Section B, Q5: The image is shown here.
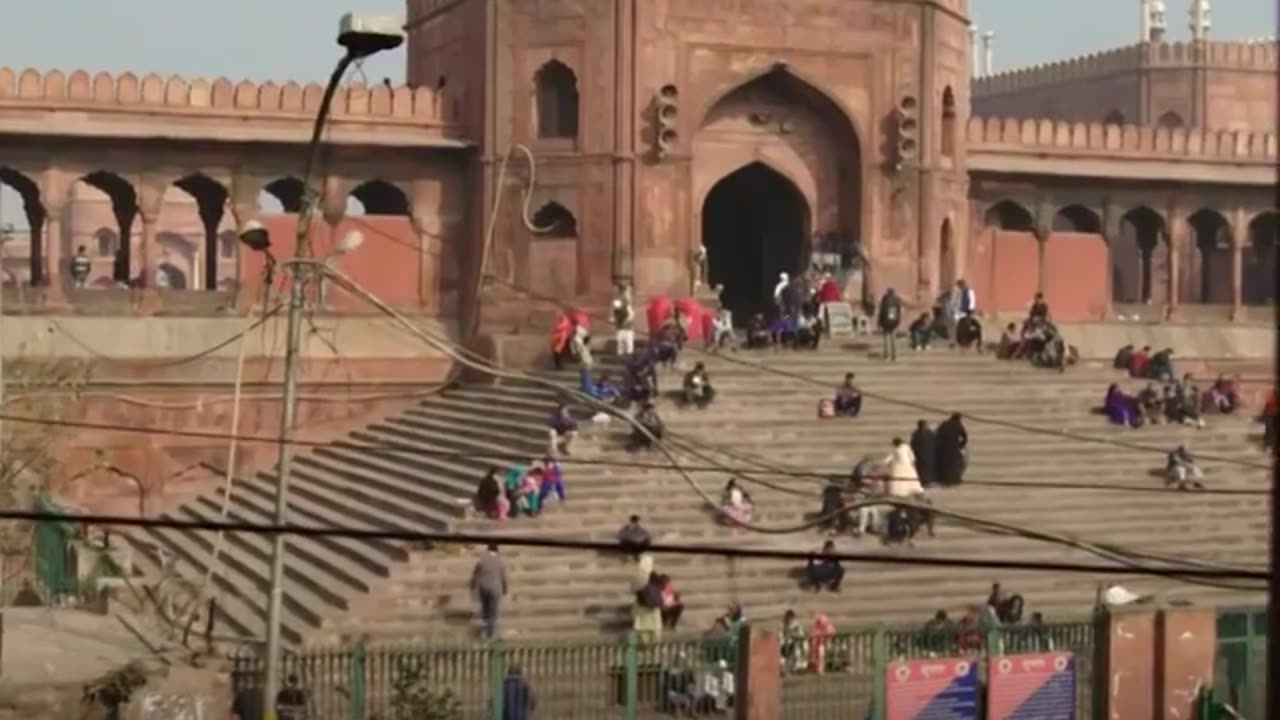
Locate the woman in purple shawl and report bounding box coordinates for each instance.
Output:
[1103,384,1141,427]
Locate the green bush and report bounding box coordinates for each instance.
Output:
[386,659,463,720]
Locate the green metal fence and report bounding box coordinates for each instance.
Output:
[231,618,1095,719]
[1215,607,1267,719]
[32,496,77,602]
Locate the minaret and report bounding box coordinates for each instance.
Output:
[1149,1,1167,42]
[1140,0,1152,43]
[1189,0,1211,42]
[982,31,995,76]
[969,25,981,76]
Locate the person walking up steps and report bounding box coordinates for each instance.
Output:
[471,544,507,640]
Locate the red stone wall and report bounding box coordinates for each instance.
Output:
[974,72,1142,125]
[1206,68,1277,130]
[405,0,488,142]
[1043,231,1109,321]
[968,228,1038,315]
[245,214,441,312]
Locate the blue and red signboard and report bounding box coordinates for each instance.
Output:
[986,652,1077,720]
[886,657,979,720]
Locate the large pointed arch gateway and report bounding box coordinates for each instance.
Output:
[694,67,863,319]
[702,162,810,322]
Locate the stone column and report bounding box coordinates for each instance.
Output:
[1101,199,1122,319]
[412,177,446,314]
[1229,215,1246,321]
[230,199,257,311]
[138,212,159,288]
[1165,203,1185,319]
[1033,197,1055,294]
[411,212,438,314]
[136,178,167,293]
[42,203,67,306]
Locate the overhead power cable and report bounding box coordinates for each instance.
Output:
[483,275,1272,473]
[2,411,1266,497]
[5,509,1268,583]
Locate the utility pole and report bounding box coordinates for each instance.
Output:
[260,271,303,710]
[256,16,404,719]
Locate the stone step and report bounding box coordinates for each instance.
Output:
[126,345,1265,648]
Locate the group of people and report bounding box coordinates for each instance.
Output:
[472,458,568,521]
[781,610,840,675]
[994,294,1077,370]
[812,414,969,545]
[875,280,984,360]
[620,516,687,640]
[916,582,1053,655]
[1102,372,1222,430]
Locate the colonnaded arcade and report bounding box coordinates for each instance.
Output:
[0,0,1274,329]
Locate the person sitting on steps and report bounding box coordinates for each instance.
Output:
[1165,445,1205,490]
[997,323,1021,360]
[795,308,823,350]
[473,467,510,520]
[628,402,665,452]
[617,514,652,555]
[955,311,983,353]
[803,539,845,592]
[547,404,579,457]
[833,372,863,417]
[745,313,772,349]
[908,311,933,351]
[1146,347,1175,382]
[718,478,754,526]
[1204,374,1241,415]
[682,362,716,408]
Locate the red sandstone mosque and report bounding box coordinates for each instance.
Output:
[0,0,1273,328]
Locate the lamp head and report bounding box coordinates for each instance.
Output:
[238,220,271,252]
[338,13,405,59]
[334,230,365,255]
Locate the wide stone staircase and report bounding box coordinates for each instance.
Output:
[316,344,1270,644]
[125,339,1270,648]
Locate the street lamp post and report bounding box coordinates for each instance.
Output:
[247,14,403,719]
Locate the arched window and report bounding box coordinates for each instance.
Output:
[1103,110,1125,125]
[940,86,957,158]
[534,61,580,139]
[94,228,118,257]
[1157,111,1185,129]
[531,202,578,238]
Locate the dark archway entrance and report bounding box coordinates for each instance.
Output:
[702,162,809,323]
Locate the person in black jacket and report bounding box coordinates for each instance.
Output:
[910,420,938,487]
[935,413,969,486]
[877,288,903,362]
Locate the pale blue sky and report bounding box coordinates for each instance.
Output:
[0,0,1275,227]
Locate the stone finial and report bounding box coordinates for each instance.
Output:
[1189,0,1210,42]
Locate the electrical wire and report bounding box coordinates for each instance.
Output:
[4,509,1267,583]
[314,265,1270,584]
[38,305,282,370]
[0,410,1265,497]
[484,276,1273,472]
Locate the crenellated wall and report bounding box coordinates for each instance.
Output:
[0,66,462,129]
[973,45,1145,97]
[973,40,1278,98]
[965,115,1277,162]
